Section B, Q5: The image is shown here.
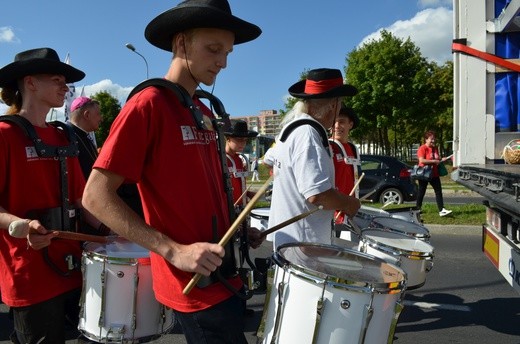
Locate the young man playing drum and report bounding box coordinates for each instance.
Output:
[82,0,262,343]
[267,68,361,249]
[329,105,361,224]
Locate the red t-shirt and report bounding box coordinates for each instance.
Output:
[417,144,439,177]
[227,153,246,205]
[0,122,85,307]
[331,141,356,223]
[94,86,241,312]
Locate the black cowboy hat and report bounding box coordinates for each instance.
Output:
[288,68,358,99]
[145,0,262,52]
[338,105,360,130]
[0,48,85,89]
[224,120,258,138]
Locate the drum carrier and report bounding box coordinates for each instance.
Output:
[0,114,81,275]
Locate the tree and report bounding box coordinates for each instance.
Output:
[345,30,439,157]
[91,91,121,147]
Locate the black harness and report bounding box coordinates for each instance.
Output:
[0,114,81,276]
[279,118,331,157]
[0,115,79,231]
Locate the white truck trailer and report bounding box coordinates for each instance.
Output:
[453,0,520,293]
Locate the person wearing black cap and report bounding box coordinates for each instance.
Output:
[225,120,258,208]
[82,1,261,343]
[329,105,361,224]
[0,48,100,343]
[267,68,361,249]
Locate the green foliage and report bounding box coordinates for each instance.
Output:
[280,31,454,160]
[90,91,121,147]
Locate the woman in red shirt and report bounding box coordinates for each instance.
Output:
[416,130,452,216]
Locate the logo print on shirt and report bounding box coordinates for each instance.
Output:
[181,126,196,141]
[180,125,216,145]
[25,146,38,159]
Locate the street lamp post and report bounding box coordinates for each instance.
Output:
[125,43,149,79]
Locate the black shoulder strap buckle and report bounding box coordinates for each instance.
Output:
[127,78,206,130]
[0,115,78,157]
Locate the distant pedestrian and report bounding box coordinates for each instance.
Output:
[416,130,452,217]
[251,158,260,182]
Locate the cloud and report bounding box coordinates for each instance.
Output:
[0,27,18,43]
[360,7,453,64]
[78,79,133,104]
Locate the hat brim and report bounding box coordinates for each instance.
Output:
[145,5,262,51]
[224,131,258,138]
[0,59,85,88]
[288,80,358,99]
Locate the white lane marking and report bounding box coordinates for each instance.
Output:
[403,300,471,312]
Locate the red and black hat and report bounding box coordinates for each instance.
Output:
[288,68,357,99]
[145,0,262,52]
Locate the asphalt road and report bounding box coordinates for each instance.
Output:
[1,224,519,344]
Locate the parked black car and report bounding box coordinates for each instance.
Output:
[359,154,417,204]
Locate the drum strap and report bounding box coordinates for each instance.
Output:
[279,119,331,157]
[1,115,81,277]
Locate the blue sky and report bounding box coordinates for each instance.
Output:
[0,0,453,118]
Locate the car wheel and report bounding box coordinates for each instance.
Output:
[379,188,404,205]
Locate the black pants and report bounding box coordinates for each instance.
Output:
[10,288,80,344]
[416,177,445,211]
[174,294,247,344]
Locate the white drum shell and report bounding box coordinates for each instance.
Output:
[359,229,434,289]
[79,240,174,342]
[260,244,405,344]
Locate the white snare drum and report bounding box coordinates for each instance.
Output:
[250,207,270,231]
[353,205,391,229]
[359,229,434,290]
[79,238,174,343]
[258,243,406,344]
[370,216,431,241]
[385,206,422,224]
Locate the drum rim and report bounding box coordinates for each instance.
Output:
[274,242,406,292]
[360,228,434,258]
[370,216,431,238]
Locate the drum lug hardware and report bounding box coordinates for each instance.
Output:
[340,299,351,310]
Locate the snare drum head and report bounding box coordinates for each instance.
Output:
[276,243,405,286]
[361,229,433,254]
[85,237,149,258]
[250,207,270,219]
[371,216,430,237]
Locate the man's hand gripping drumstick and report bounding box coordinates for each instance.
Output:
[334,172,365,221]
[183,176,273,295]
[9,219,108,248]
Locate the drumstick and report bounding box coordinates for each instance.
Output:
[8,219,108,243]
[335,172,365,221]
[183,175,274,295]
[233,184,252,206]
[258,205,323,239]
